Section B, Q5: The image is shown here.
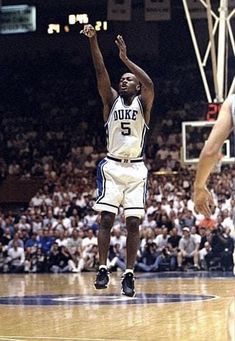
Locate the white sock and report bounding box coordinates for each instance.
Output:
[99,265,107,270]
[124,269,134,275]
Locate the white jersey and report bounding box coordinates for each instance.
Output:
[105,96,149,159]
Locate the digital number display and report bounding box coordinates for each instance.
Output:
[206,103,222,121]
[47,13,108,35]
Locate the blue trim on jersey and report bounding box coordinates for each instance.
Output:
[106,125,109,150]
[96,159,107,200]
[139,125,147,157]
[136,97,149,129]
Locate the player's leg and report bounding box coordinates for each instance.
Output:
[93,159,122,289]
[94,211,115,289]
[98,211,116,265]
[126,216,141,270]
[121,163,147,297]
[120,216,140,297]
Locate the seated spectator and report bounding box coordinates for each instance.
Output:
[81,228,97,258]
[198,226,211,250]
[55,231,69,247]
[139,227,155,252]
[191,226,201,245]
[180,209,195,229]
[25,231,40,252]
[0,227,12,251]
[110,226,126,251]
[67,228,82,254]
[39,228,54,254]
[56,246,72,273]
[52,214,67,232]
[47,242,60,272]
[177,227,200,270]
[25,246,46,273]
[68,249,85,273]
[109,243,126,272]
[0,243,7,273]
[16,215,31,232]
[153,226,170,250]
[135,242,158,272]
[199,241,212,270]
[84,244,99,271]
[7,240,25,273]
[84,210,98,229]
[84,155,96,169]
[168,227,181,250]
[7,232,24,250]
[141,213,157,229]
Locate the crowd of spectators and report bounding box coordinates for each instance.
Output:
[0,51,235,274]
[0,165,235,273]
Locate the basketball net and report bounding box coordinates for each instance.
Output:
[182,0,235,103]
[212,152,223,173]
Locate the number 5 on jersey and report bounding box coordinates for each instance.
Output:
[121,122,131,135]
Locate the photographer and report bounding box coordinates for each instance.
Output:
[205,227,234,271]
[135,242,158,272]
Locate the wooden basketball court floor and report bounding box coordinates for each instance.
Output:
[0,272,234,341]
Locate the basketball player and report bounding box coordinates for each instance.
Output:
[194,95,235,217]
[82,24,154,296]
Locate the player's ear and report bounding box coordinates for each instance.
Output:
[136,84,141,92]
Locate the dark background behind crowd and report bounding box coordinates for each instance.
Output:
[0,0,234,274]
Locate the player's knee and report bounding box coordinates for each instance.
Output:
[100,211,115,230]
[126,216,140,233]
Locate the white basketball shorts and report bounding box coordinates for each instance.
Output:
[93,157,148,218]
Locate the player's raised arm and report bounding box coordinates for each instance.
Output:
[115,35,154,124]
[82,24,118,121]
[193,96,233,217]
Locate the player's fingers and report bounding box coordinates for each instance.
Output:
[117,35,124,44]
[115,40,123,50]
[196,201,211,217]
[208,193,214,205]
[86,24,93,30]
[202,203,211,218]
[194,203,203,215]
[82,24,89,32]
[115,40,120,47]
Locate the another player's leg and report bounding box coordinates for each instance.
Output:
[94,211,115,289]
[121,216,140,297]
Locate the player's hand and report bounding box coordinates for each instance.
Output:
[115,35,128,61]
[80,24,96,38]
[193,186,214,217]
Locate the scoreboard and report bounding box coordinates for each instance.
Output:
[0,5,36,34]
[0,4,109,35]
